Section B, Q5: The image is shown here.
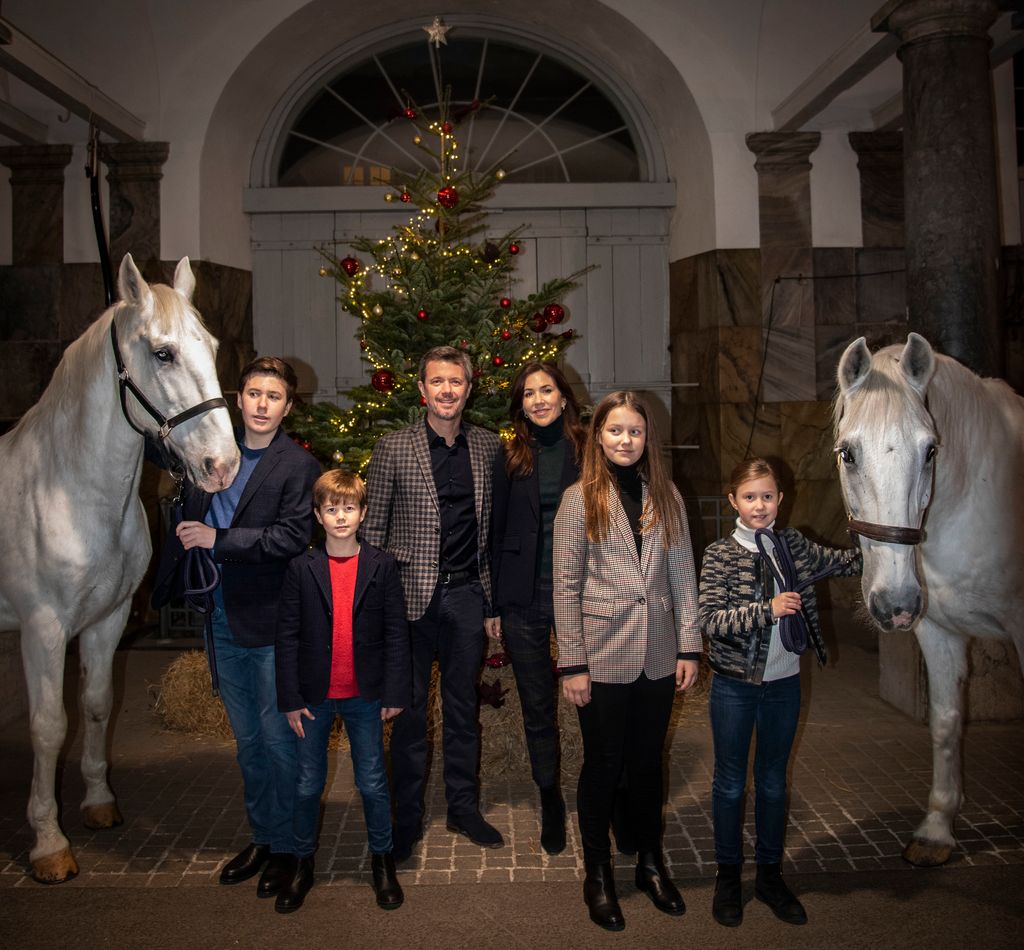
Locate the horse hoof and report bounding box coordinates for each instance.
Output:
[82,802,124,830]
[32,848,79,884]
[902,837,952,867]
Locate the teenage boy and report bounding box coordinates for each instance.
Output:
[273,470,411,914]
[152,356,321,899]
[362,345,503,862]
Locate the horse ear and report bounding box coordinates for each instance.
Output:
[173,257,196,303]
[117,254,154,315]
[899,332,936,396]
[837,336,872,396]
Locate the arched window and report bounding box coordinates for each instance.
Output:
[274,36,642,187]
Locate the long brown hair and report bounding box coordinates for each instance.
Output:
[580,391,683,545]
[503,361,585,478]
[726,457,782,497]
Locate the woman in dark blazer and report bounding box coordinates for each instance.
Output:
[490,361,585,854]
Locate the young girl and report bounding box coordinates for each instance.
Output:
[554,391,701,932]
[699,458,861,928]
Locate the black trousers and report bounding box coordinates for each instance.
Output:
[576,671,676,865]
[390,579,486,829]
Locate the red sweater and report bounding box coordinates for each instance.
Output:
[327,553,359,698]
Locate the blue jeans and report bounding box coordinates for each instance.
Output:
[211,605,297,853]
[709,672,801,865]
[500,576,559,789]
[293,696,393,857]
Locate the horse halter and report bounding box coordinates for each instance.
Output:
[845,518,924,546]
[110,318,228,441]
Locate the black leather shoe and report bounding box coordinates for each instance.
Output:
[634,851,685,916]
[219,843,270,885]
[446,811,504,848]
[257,853,298,899]
[583,862,625,931]
[392,822,424,863]
[712,863,743,927]
[274,856,314,914]
[539,786,566,855]
[371,852,404,910]
[755,863,807,925]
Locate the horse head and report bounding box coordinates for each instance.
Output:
[114,254,239,492]
[834,333,938,631]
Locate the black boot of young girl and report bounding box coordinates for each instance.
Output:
[754,863,807,925]
[712,862,743,927]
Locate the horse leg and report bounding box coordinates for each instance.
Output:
[904,620,967,867]
[20,614,78,884]
[77,607,129,830]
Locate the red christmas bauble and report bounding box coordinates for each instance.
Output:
[508,242,520,255]
[400,191,411,203]
[437,185,459,209]
[500,329,512,341]
[499,297,511,309]
[371,369,395,393]
[543,303,565,325]
[420,396,427,406]
[459,339,470,350]
[530,312,548,333]
[340,256,361,277]
[301,440,312,450]
[417,309,429,321]
[492,356,504,367]
[403,107,417,119]
[441,121,453,133]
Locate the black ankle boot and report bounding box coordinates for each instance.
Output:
[539,786,566,855]
[274,856,314,914]
[712,863,743,927]
[583,862,625,931]
[371,853,404,910]
[755,863,807,925]
[634,851,685,915]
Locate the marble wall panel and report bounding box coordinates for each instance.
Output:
[0,340,62,420]
[779,400,836,482]
[0,265,60,341]
[856,248,906,326]
[756,167,813,247]
[787,475,849,547]
[672,400,721,497]
[59,265,108,344]
[709,249,761,327]
[718,326,762,404]
[718,401,782,483]
[762,325,817,402]
[816,324,857,401]
[761,247,815,329]
[669,255,698,335]
[813,248,857,325]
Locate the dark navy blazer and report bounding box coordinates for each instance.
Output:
[274,542,411,711]
[151,426,321,647]
[490,441,579,610]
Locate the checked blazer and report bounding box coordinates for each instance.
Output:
[362,418,501,620]
[553,480,701,683]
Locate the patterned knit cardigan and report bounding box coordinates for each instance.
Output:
[698,527,862,684]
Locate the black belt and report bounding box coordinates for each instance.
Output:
[438,570,476,587]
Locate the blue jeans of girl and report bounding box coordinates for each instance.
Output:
[709,671,800,865]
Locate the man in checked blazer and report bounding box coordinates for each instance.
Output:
[362,345,503,861]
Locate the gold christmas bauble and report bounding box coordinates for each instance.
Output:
[495,168,506,180]
[332,450,344,463]
[384,193,394,203]
[373,303,384,317]
[319,266,328,276]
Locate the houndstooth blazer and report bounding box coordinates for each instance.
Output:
[553,480,701,683]
[362,418,500,621]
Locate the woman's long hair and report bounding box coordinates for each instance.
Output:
[580,390,683,545]
[504,361,586,478]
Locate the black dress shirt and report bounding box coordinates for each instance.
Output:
[427,421,478,575]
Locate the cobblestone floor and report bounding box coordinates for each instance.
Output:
[1,616,1022,889]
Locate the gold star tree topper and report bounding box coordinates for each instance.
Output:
[423,16,450,48]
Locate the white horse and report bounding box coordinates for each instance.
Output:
[834,332,1024,866]
[0,254,239,883]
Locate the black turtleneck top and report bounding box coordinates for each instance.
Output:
[528,415,568,579]
[609,460,643,557]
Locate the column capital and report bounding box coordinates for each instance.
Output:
[872,0,999,45]
[100,141,170,183]
[746,132,821,172]
[0,144,73,183]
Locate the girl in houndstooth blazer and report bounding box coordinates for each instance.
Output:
[553,391,701,932]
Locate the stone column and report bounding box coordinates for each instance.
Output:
[746,132,821,402]
[849,131,904,247]
[873,0,1001,375]
[0,145,73,264]
[100,142,170,270]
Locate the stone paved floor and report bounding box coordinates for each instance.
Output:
[1,614,1022,889]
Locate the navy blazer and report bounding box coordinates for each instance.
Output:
[151,426,321,647]
[490,439,579,609]
[275,542,411,711]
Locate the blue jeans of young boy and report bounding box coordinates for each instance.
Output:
[293,695,393,857]
[709,672,801,866]
[211,604,297,854]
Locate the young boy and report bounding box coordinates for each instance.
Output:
[274,470,411,914]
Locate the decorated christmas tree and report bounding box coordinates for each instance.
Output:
[289,80,588,471]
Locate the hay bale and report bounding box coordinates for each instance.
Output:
[152,650,232,738]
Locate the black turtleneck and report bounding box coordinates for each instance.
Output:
[528,415,568,578]
[610,460,643,557]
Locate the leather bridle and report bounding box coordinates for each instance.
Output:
[845,518,924,545]
[110,318,228,441]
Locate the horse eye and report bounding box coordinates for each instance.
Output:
[153,348,174,364]
[838,446,856,466]
[925,444,937,463]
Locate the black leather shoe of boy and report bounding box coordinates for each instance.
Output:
[219,843,270,885]
[257,853,298,898]
[446,811,504,848]
[275,857,314,914]
[634,851,686,916]
[371,853,404,910]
